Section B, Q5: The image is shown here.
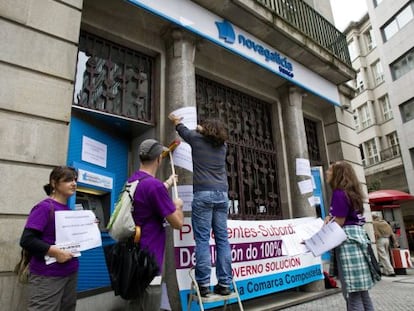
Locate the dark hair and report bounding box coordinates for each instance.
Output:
[198,119,228,147]
[43,166,78,195]
[329,161,364,214]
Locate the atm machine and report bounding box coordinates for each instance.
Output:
[68,162,117,292]
[75,190,110,232]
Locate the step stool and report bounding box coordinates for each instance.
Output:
[187,267,244,311]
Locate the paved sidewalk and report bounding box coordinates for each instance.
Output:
[239,269,414,311]
[280,269,414,311]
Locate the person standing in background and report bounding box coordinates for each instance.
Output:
[127,138,184,311]
[372,214,399,277]
[168,113,233,297]
[325,161,379,311]
[20,166,79,311]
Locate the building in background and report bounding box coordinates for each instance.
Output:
[1,0,359,309]
[344,0,414,250]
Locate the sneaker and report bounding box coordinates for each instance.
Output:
[198,286,211,297]
[213,284,232,295]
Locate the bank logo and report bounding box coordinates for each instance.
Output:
[215,19,294,78]
[215,20,235,44]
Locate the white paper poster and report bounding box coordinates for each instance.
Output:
[308,196,316,207]
[55,210,102,251]
[283,217,324,256]
[298,179,313,194]
[296,158,311,176]
[304,220,347,256]
[177,185,194,211]
[171,106,197,130]
[81,136,107,168]
[172,142,193,172]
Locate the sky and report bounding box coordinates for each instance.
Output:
[330,0,368,31]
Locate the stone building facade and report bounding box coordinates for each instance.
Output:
[0,0,365,310]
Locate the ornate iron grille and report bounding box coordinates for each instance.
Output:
[73,32,154,123]
[304,117,321,164]
[196,76,282,220]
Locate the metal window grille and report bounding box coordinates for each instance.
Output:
[196,76,282,220]
[73,32,154,124]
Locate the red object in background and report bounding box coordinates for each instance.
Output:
[391,249,413,269]
[396,228,401,237]
[369,190,414,211]
[369,190,414,204]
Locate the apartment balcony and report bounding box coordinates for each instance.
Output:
[257,0,350,65]
[364,145,407,190]
[192,0,355,84]
[380,145,401,161]
[363,145,403,176]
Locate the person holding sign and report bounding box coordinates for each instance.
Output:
[127,139,184,310]
[325,161,378,311]
[19,166,79,311]
[169,113,233,297]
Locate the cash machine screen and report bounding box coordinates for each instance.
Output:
[75,192,109,231]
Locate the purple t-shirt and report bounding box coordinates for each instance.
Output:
[128,171,176,272]
[25,198,79,277]
[329,189,365,226]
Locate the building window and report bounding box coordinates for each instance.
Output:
[353,111,360,131]
[381,132,400,161]
[348,39,358,61]
[379,95,393,121]
[356,71,365,93]
[371,60,384,85]
[360,144,366,166]
[382,3,414,41]
[410,148,414,170]
[387,131,400,155]
[364,139,380,165]
[391,48,414,80]
[364,28,376,51]
[73,32,154,123]
[196,76,281,219]
[358,103,372,128]
[400,97,414,122]
[304,118,321,164]
[387,132,399,147]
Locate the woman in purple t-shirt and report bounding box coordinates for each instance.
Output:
[20,166,79,311]
[325,161,378,311]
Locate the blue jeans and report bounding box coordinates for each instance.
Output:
[192,191,232,287]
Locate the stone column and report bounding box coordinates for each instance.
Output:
[280,85,314,218]
[163,28,197,311]
[165,28,197,112]
[280,85,325,292]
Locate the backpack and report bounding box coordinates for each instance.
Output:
[14,249,31,284]
[107,180,140,241]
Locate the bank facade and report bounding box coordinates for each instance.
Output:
[1,0,364,310]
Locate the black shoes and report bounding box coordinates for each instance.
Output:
[198,284,232,297]
[213,284,232,295]
[199,286,211,297]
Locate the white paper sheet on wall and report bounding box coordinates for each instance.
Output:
[298,179,313,194]
[172,142,193,172]
[296,158,311,176]
[171,106,197,130]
